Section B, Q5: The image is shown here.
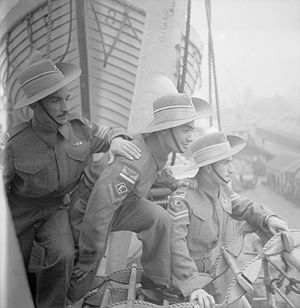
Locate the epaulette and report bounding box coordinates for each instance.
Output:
[68,112,83,121]
[171,188,188,200]
[4,122,29,143]
[68,112,93,128]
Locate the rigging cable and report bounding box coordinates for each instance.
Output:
[205,0,221,129]
[45,0,54,58]
[177,0,191,93]
[59,0,73,62]
[171,0,192,166]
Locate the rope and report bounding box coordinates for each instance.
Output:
[26,14,34,48]
[177,0,191,93]
[45,0,54,58]
[107,299,194,308]
[58,0,73,62]
[205,0,221,129]
[90,0,130,67]
[223,230,300,305]
[3,33,11,98]
[171,0,192,167]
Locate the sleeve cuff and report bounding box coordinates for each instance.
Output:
[173,272,213,297]
[263,214,280,231]
[107,128,131,143]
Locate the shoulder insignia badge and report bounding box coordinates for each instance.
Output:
[116,182,128,194]
[167,197,189,220]
[170,198,185,209]
[74,141,83,146]
[108,165,139,204]
[120,166,139,184]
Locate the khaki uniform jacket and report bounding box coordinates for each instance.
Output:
[75,133,168,266]
[3,114,125,201]
[167,174,275,297]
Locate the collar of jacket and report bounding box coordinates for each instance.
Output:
[196,171,220,201]
[145,133,168,170]
[183,186,213,221]
[31,117,70,147]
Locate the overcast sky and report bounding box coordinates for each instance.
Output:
[191,0,300,108]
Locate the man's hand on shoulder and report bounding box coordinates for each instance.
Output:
[190,288,215,308]
[108,137,141,164]
[267,215,289,235]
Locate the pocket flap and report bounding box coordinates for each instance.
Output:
[15,160,45,175]
[68,142,90,161]
[192,203,213,221]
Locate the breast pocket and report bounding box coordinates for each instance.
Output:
[189,205,213,239]
[15,160,56,195]
[67,141,91,178]
[68,142,91,162]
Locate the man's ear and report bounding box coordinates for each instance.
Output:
[29,102,37,110]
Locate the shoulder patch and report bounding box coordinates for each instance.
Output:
[120,165,139,184]
[167,192,189,220]
[68,113,94,128]
[108,162,140,204]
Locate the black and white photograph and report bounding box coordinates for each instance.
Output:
[0,1,300,307]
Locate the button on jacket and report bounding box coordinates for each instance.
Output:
[3,114,125,200]
[167,173,275,297]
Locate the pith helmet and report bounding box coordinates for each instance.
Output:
[140,93,211,134]
[185,131,246,171]
[14,49,81,109]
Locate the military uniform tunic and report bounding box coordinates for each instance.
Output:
[167,172,275,299]
[68,133,172,302]
[3,115,124,200]
[2,114,126,308]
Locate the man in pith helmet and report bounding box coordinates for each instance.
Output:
[67,93,212,302]
[2,49,141,308]
[167,131,289,307]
